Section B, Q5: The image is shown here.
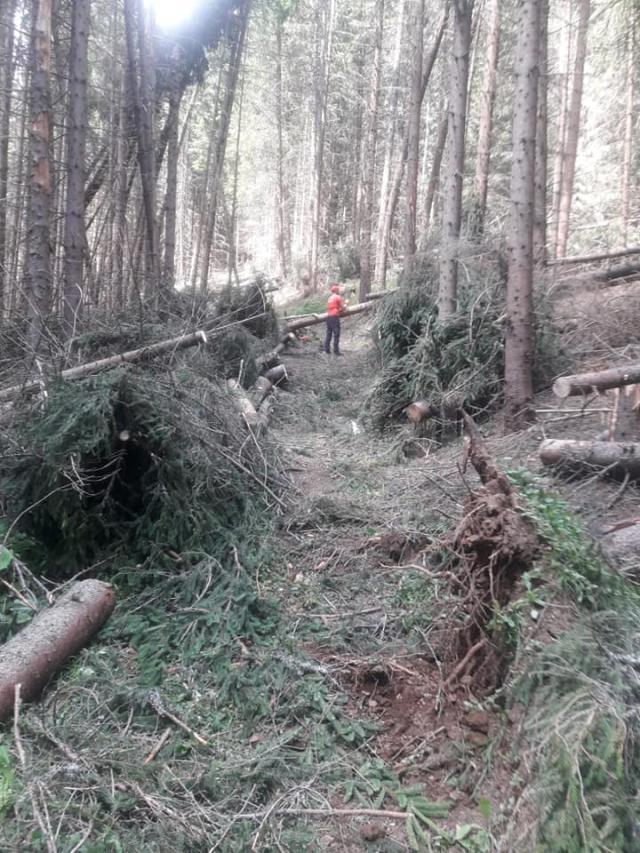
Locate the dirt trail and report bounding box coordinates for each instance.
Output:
[268,310,640,847]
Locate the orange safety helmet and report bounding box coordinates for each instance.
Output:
[330,284,340,293]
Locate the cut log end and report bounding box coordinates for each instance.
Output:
[0,580,116,721]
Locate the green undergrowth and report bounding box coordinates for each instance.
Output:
[504,473,640,851]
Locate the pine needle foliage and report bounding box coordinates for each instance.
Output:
[0,353,281,574]
[363,253,566,431]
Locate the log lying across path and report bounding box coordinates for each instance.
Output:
[548,245,640,267]
[284,299,377,334]
[540,439,640,479]
[0,330,208,404]
[0,580,116,721]
[553,363,640,398]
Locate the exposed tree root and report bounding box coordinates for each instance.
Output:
[443,413,539,695]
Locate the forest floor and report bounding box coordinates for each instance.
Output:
[3,278,640,852]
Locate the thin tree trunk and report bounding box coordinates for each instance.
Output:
[404,0,425,266]
[438,0,472,321]
[377,10,447,287]
[275,21,291,280]
[310,0,336,290]
[373,0,406,287]
[533,0,548,265]
[504,0,540,431]
[27,0,53,354]
[113,74,129,309]
[551,2,572,256]
[555,0,590,259]
[124,0,160,300]
[359,0,384,300]
[0,0,16,318]
[163,56,183,287]
[468,0,500,237]
[621,25,634,244]
[424,112,448,228]
[62,0,89,339]
[200,1,250,293]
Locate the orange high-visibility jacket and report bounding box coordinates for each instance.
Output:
[327,294,345,317]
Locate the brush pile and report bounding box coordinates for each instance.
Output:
[363,252,566,432]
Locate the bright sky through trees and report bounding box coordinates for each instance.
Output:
[146,0,200,29]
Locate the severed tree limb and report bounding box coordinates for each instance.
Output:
[553,363,640,398]
[540,439,640,479]
[0,580,116,721]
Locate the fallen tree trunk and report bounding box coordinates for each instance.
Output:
[284,300,376,334]
[257,333,296,372]
[0,580,116,721]
[548,245,640,267]
[539,439,640,479]
[0,331,208,404]
[553,363,640,398]
[595,262,640,283]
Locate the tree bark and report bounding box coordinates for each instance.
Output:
[551,1,572,258]
[376,12,447,288]
[27,0,53,354]
[124,0,160,300]
[504,0,540,431]
[309,0,336,290]
[620,25,634,245]
[403,0,425,266]
[424,112,448,229]
[373,0,406,287]
[533,0,548,265]
[540,439,640,480]
[275,20,291,280]
[0,0,16,318]
[163,55,183,288]
[468,0,500,237]
[555,0,590,259]
[200,1,250,293]
[438,0,472,322]
[553,363,640,398]
[62,0,90,339]
[359,0,384,300]
[0,580,116,721]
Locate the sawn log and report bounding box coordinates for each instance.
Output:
[539,439,640,479]
[548,245,640,267]
[553,363,640,398]
[0,580,116,721]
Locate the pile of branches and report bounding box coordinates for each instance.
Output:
[363,252,565,432]
[0,348,282,575]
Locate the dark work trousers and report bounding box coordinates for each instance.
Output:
[324,316,341,354]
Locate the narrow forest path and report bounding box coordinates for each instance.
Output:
[264,303,640,849]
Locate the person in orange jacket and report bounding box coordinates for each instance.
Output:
[324,284,346,356]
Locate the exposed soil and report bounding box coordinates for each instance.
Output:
[268,284,640,847]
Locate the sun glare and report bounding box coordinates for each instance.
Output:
[146,0,201,30]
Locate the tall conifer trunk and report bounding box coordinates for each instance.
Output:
[27,0,53,353]
[63,0,90,339]
[504,0,540,431]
